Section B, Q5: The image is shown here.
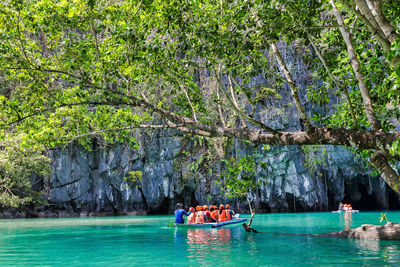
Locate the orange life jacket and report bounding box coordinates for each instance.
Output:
[204,211,212,222]
[195,211,205,223]
[225,209,232,221]
[218,210,232,222]
[211,210,219,220]
[187,212,196,223]
[218,210,226,222]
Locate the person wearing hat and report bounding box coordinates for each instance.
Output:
[174,203,192,224]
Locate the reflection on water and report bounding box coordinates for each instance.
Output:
[174,228,241,265]
[342,213,353,231]
[353,239,400,264]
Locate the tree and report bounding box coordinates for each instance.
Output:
[0,0,400,197]
[219,155,260,232]
[0,133,50,208]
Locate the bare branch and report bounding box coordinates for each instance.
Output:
[307,34,358,128]
[228,75,247,128]
[270,43,313,131]
[330,0,381,130]
[229,75,256,116]
[372,0,398,43]
[213,68,280,135]
[180,84,198,124]
[336,0,391,54]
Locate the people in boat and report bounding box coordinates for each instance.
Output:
[226,204,235,217]
[195,205,205,223]
[203,205,215,222]
[220,204,234,221]
[187,207,196,223]
[338,202,343,211]
[348,204,353,211]
[174,203,192,224]
[210,205,219,222]
[218,204,227,222]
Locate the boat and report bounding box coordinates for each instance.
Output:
[175,218,247,229]
[331,210,359,213]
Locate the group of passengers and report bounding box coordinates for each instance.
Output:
[338,202,353,211]
[174,203,235,224]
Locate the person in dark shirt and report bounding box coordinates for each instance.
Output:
[174,203,192,224]
[338,202,344,211]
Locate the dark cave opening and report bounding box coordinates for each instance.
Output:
[387,187,400,210]
[147,197,170,215]
[286,193,307,212]
[344,182,381,211]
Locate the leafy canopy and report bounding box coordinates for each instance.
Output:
[0,0,400,198]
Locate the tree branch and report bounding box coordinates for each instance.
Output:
[213,68,280,135]
[180,84,199,124]
[370,150,400,195]
[336,0,391,54]
[330,0,381,131]
[307,34,358,128]
[270,43,314,131]
[228,75,248,128]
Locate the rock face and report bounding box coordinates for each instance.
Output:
[322,223,400,240]
[43,134,400,215]
[35,43,400,214]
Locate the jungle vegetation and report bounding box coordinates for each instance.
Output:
[0,0,399,208]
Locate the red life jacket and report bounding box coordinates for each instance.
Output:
[187,213,195,223]
[195,211,205,223]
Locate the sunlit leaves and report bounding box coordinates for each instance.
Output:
[218,155,262,200]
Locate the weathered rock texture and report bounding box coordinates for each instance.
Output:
[322,223,400,240]
[41,133,400,215]
[13,43,400,216]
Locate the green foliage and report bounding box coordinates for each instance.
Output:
[0,0,399,196]
[301,145,327,173]
[389,138,400,157]
[0,134,50,208]
[379,213,389,224]
[218,155,263,199]
[125,170,143,188]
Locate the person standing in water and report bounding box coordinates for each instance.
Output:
[174,203,192,224]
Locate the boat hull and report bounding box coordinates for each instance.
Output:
[175,219,247,229]
[331,210,359,213]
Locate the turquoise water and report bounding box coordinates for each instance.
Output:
[1,212,400,266]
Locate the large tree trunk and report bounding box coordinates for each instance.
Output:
[370,151,400,192]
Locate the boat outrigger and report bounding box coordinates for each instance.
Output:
[175,218,247,229]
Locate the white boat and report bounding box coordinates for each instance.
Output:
[331,210,359,213]
[175,218,247,229]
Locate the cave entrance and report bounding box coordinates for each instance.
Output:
[148,197,170,215]
[344,182,380,210]
[286,193,306,212]
[387,187,400,210]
